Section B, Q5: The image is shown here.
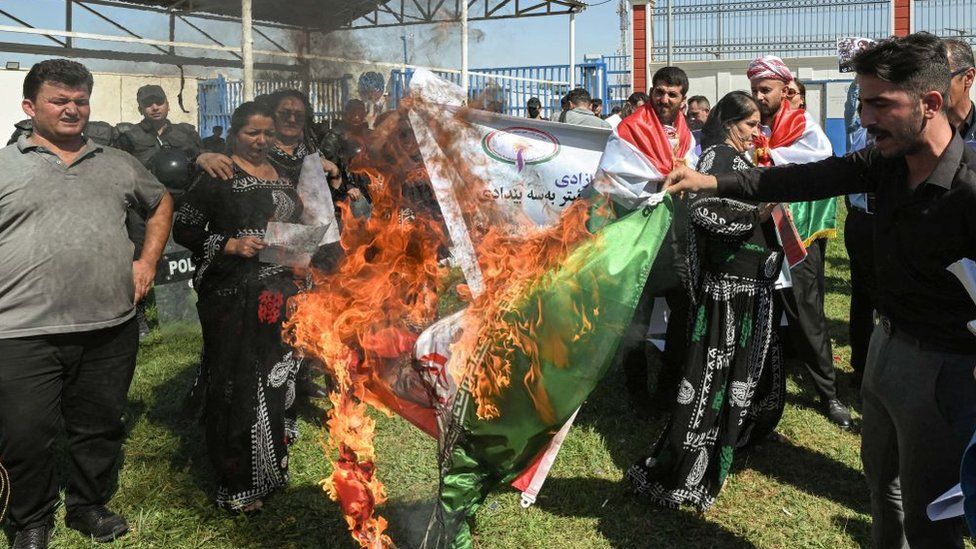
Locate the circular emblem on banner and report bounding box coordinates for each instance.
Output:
[482,126,560,172]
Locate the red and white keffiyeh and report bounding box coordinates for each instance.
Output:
[594,104,699,209]
[747,55,794,83]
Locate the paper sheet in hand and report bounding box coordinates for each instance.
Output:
[947,259,976,334]
[259,222,328,268]
[928,483,964,521]
[948,259,976,304]
[297,152,341,245]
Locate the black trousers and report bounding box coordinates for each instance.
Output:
[779,238,838,401]
[658,289,690,399]
[619,287,689,401]
[844,207,877,381]
[861,324,976,548]
[0,319,138,530]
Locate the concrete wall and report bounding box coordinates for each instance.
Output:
[0,68,200,144]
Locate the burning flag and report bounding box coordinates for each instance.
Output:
[422,197,675,548]
[400,71,679,548]
[286,69,679,549]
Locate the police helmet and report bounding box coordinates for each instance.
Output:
[151,146,191,189]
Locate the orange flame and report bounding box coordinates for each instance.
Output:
[449,199,600,424]
[286,105,448,547]
[285,97,608,547]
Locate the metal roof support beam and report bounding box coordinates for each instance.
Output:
[73,1,170,55]
[340,0,584,29]
[0,40,300,72]
[0,8,67,47]
[411,0,430,20]
[430,0,449,18]
[168,11,175,54]
[74,0,306,32]
[66,1,73,48]
[177,15,242,60]
[253,25,288,52]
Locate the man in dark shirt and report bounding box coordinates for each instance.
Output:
[945,38,976,146]
[685,95,710,131]
[117,84,202,189]
[0,59,172,549]
[664,33,976,548]
[200,125,225,153]
[118,84,200,161]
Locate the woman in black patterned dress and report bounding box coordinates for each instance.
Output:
[174,101,307,513]
[628,91,786,511]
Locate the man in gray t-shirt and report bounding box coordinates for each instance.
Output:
[0,59,172,549]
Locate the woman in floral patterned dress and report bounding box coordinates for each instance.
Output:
[174,101,307,513]
[628,91,786,510]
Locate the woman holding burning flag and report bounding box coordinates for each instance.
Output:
[628,91,786,510]
[174,101,310,514]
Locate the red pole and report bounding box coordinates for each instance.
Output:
[893,0,910,36]
[632,3,647,93]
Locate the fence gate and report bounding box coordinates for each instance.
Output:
[197,75,351,136]
[390,60,625,119]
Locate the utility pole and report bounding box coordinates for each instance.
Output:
[617,0,629,56]
[569,11,576,88]
[241,0,254,101]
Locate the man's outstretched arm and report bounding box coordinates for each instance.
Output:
[665,148,878,201]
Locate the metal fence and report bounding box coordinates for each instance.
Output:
[913,0,976,44]
[199,55,629,128]
[651,0,891,61]
[603,54,631,113]
[197,75,351,136]
[389,58,624,118]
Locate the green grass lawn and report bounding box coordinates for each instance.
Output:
[27,203,965,548]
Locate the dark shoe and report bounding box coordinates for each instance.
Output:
[824,398,852,429]
[65,506,129,543]
[12,522,53,549]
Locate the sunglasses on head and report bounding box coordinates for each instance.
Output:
[951,66,974,78]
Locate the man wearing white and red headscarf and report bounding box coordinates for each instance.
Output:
[747,55,852,429]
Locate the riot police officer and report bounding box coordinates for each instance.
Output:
[117,85,201,336]
[117,84,202,193]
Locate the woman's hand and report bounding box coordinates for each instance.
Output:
[347,187,363,201]
[225,236,266,258]
[321,158,345,190]
[196,153,235,180]
[320,157,340,176]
